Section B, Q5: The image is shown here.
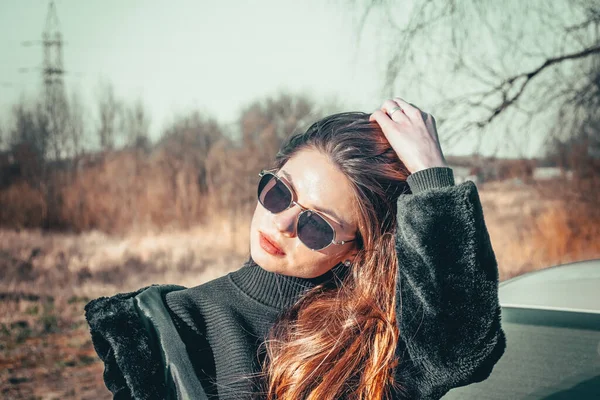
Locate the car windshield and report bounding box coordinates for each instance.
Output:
[443,307,600,399]
[498,259,600,313]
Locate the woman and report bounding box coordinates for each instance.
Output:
[85,98,506,400]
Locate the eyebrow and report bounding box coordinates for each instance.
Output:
[279,170,348,229]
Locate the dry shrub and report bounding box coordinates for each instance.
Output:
[60,148,220,233]
[1,94,322,234]
[528,178,600,271]
[0,142,272,235]
[204,140,270,216]
[479,179,600,281]
[59,151,152,233]
[0,181,46,229]
[52,117,282,233]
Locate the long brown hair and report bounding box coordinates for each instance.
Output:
[258,112,411,399]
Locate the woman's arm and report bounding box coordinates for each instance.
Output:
[85,285,166,399]
[392,167,506,399]
[370,97,505,398]
[85,284,206,400]
[100,347,134,399]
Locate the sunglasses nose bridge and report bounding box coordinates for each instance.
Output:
[272,203,303,236]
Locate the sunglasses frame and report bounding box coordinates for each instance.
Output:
[258,169,356,251]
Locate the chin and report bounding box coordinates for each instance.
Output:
[253,252,286,274]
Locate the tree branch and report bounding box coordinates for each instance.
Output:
[478,44,600,126]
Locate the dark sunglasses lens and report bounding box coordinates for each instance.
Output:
[298,211,334,250]
[258,174,292,213]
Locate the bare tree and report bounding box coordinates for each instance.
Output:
[0,120,5,151]
[42,86,70,162]
[238,93,321,157]
[156,112,227,225]
[66,89,87,159]
[352,0,600,156]
[201,93,325,217]
[9,100,49,164]
[96,82,121,151]
[122,99,150,150]
[159,111,225,171]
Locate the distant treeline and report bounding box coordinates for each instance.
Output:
[0,86,597,233]
[0,88,329,232]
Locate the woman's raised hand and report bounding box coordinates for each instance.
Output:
[369,97,448,174]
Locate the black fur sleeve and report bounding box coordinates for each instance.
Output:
[84,285,166,400]
[393,168,506,399]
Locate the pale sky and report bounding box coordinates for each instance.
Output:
[0,0,557,157]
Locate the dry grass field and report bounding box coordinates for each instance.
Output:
[1,181,598,399]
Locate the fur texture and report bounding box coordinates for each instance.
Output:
[393,179,506,399]
[84,285,166,399]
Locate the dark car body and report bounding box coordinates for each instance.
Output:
[443,259,600,399]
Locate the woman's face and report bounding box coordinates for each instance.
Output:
[250,148,360,278]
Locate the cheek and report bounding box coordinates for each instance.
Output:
[249,203,262,252]
[250,203,260,231]
[251,202,266,226]
[297,251,342,278]
[296,245,328,266]
[250,202,272,243]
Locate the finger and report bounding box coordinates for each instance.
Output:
[428,115,440,141]
[392,97,424,121]
[420,112,439,141]
[428,116,445,157]
[369,109,399,134]
[413,104,429,123]
[380,99,409,122]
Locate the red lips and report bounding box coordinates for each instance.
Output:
[259,231,285,255]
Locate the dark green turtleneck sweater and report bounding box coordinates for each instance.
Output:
[84,167,506,400]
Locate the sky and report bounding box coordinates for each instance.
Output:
[1,1,386,137]
[0,0,558,157]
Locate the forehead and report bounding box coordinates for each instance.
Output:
[279,149,358,229]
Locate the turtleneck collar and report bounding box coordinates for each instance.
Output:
[228,256,346,310]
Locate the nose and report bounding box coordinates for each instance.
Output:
[272,205,301,237]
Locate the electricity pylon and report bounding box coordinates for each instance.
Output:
[42,1,69,160]
[22,1,69,160]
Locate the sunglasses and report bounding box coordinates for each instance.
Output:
[258,169,356,251]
